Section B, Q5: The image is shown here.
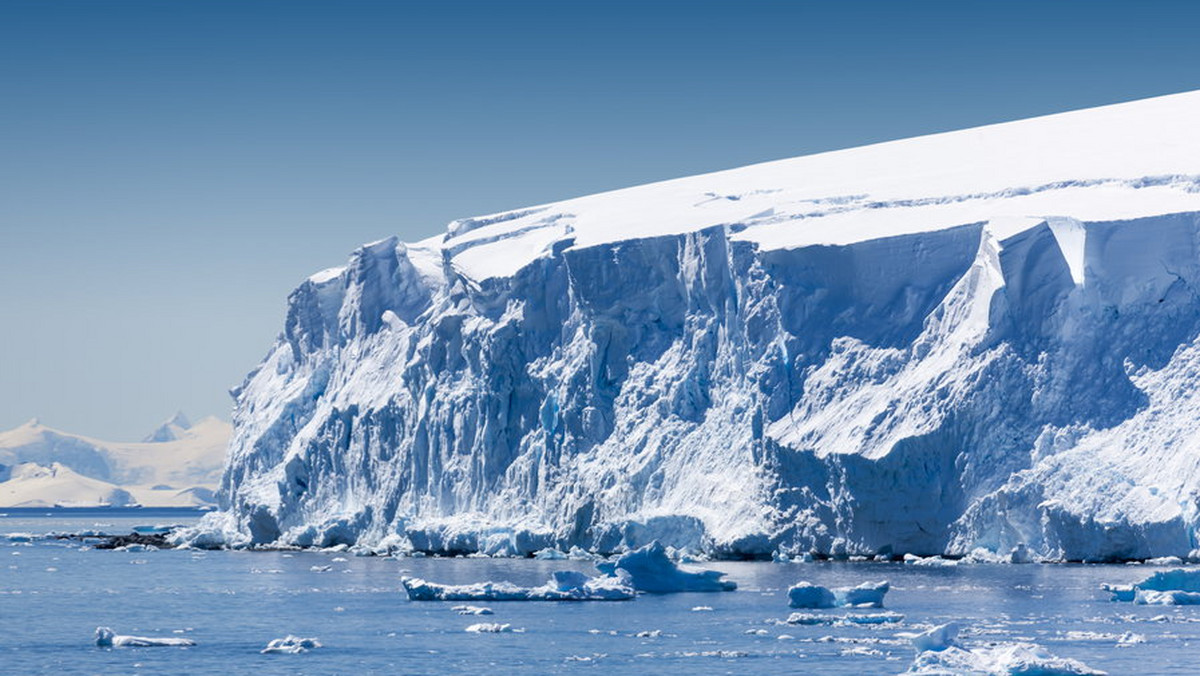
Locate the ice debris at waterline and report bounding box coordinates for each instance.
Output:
[594,542,736,592]
[452,605,494,615]
[1104,568,1200,604]
[402,569,635,602]
[787,580,889,608]
[95,627,196,648]
[174,89,1200,563]
[261,636,322,654]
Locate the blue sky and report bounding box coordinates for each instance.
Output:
[3,0,1200,440]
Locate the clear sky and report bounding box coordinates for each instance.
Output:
[2,0,1199,441]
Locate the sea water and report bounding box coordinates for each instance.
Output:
[2,511,1198,675]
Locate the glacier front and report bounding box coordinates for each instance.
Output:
[189,90,1200,561]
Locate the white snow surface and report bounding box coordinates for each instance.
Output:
[0,416,229,507]
[183,89,1200,560]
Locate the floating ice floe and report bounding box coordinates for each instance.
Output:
[465,622,517,633]
[95,627,196,648]
[1104,568,1200,604]
[596,542,736,593]
[402,569,635,601]
[452,604,494,615]
[787,580,889,608]
[904,554,959,567]
[785,611,904,626]
[901,622,1105,675]
[261,636,322,654]
[905,642,1106,675]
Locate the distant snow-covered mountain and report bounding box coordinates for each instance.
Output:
[0,415,229,507]
[186,90,1200,561]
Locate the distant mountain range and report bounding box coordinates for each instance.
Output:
[0,413,230,507]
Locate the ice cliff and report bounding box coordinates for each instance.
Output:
[195,90,1200,561]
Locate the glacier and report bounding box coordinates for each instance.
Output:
[185,90,1200,562]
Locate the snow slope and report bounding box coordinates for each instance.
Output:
[189,90,1200,560]
[0,416,230,507]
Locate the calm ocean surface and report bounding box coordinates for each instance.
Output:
[2,509,1196,675]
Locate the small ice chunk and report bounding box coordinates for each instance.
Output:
[1117,632,1146,645]
[1010,543,1033,564]
[904,622,960,652]
[95,627,195,648]
[904,554,958,567]
[1145,556,1183,566]
[596,542,735,593]
[1102,584,1136,602]
[787,580,889,608]
[533,548,568,560]
[451,605,494,615]
[836,581,889,608]
[261,636,322,654]
[310,565,332,572]
[567,546,598,561]
[465,623,513,633]
[691,606,713,612]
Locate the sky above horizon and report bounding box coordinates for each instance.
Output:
[3,0,1200,441]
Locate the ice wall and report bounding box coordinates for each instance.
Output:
[194,207,1200,560]
[192,91,1200,560]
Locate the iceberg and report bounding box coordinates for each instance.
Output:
[786,580,889,608]
[177,90,1200,562]
[95,627,195,648]
[595,542,736,593]
[785,582,836,609]
[401,569,635,602]
[261,636,321,654]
